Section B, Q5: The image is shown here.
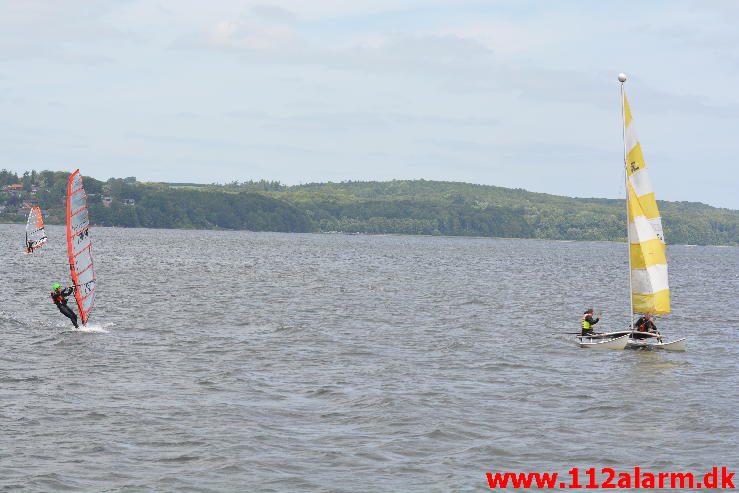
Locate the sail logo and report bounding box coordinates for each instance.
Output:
[75,229,89,247]
[79,280,95,296]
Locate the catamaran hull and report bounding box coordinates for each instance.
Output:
[582,331,687,352]
[580,331,631,340]
[626,337,687,352]
[577,334,629,350]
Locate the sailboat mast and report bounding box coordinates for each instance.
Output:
[619,73,634,327]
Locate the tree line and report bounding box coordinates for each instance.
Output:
[1,170,736,245]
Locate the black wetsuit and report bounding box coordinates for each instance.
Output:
[51,287,78,328]
[634,317,657,333]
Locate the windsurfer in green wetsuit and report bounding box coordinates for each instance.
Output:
[51,283,78,328]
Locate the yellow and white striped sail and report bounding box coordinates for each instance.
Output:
[623,93,670,314]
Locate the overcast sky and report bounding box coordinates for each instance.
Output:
[1,1,737,208]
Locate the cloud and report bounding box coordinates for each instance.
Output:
[0,1,134,63]
[174,111,201,119]
[222,108,498,132]
[181,25,497,78]
[250,4,297,23]
[126,132,240,148]
[175,10,739,128]
[3,0,738,208]
[436,20,572,56]
[225,109,270,119]
[633,85,739,120]
[207,19,295,51]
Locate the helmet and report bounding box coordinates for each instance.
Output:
[52,283,61,290]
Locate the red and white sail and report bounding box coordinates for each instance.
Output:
[66,170,96,325]
[25,206,47,251]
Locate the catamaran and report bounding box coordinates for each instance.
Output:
[24,206,47,252]
[66,169,96,326]
[578,74,686,351]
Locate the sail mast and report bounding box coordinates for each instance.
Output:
[619,73,634,327]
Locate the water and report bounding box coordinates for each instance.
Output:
[2,225,737,492]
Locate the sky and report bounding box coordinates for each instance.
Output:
[1,0,738,209]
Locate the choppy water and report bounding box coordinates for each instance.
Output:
[2,225,737,492]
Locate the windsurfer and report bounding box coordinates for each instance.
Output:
[581,308,599,336]
[51,283,79,328]
[26,240,34,253]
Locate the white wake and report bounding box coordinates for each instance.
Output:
[73,324,110,334]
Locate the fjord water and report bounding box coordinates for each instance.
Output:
[2,225,737,492]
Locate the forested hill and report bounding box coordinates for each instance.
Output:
[1,170,737,245]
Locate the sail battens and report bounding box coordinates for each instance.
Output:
[77,263,94,277]
[75,252,93,267]
[623,93,670,315]
[74,245,92,259]
[71,206,88,217]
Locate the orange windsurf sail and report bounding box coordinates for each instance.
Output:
[66,170,96,325]
[25,206,47,251]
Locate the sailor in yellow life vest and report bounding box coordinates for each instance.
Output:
[581,308,599,336]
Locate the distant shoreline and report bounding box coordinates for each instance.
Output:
[2,173,737,246]
[2,221,737,248]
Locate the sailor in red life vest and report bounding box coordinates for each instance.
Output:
[581,308,599,336]
[51,283,79,328]
[634,312,658,333]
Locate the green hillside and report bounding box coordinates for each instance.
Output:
[2,170,736,245]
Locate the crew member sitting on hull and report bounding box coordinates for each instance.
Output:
[581,308,599,336]
[51,283,78,328]
[633,312,658,337]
